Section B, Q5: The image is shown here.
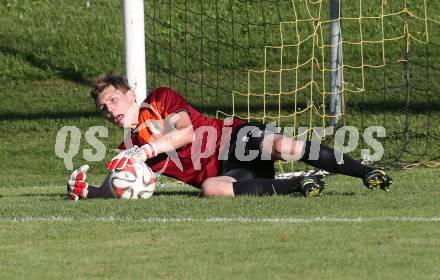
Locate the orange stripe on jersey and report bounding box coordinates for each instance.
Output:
[136,107,165,144]
[135,87,185,144]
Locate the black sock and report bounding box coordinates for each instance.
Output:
[300,140,372,179]
[87,185,116,199]
[233,177,304,196]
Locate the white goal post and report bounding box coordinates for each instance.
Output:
[123,0,147,105]
[329,0,343,125]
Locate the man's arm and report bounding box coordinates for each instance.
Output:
[107,111,194,171]
[67,165,115,200]
[151,110,194,155]
[86,175,116,199]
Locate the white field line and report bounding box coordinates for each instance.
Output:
[0,216,440,223]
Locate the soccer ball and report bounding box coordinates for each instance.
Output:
[110,160,156,199]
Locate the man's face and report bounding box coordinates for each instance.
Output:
[96,85,139,128]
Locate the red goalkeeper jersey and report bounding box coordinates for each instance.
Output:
[119,87,244,187]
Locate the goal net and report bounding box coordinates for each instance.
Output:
[144,0,440,168]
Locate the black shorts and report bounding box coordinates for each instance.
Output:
[218,122,278,181]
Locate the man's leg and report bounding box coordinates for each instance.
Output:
[203,123,325,197]
[201,172,324,197]
[261,134,392,190]
[201,176,236,197]
[231,176,324,197]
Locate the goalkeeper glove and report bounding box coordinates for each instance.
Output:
[67,165,90,201]
[107,143,157,171]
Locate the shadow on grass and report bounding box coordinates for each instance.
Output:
[153,190,358,197]
[0,111,100,121]
[154,190,201,197]
[3,102,439,122]
[11,190,358,199]
[0,44,90,86]
[17,193,65,198]
[322,191,357,196]
[192,101,440,116]
[13,190,202,198]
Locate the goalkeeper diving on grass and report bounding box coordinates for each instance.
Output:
[67,72,393,200]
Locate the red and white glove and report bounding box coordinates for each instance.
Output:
[67,165,90,201]
[106,143,157,171]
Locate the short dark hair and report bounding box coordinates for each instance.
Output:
[90,72,131,103]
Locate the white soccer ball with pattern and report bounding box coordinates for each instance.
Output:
[110,160,156,199]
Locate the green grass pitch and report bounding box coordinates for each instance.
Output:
[1,1,439,279]
[1,169,439,279]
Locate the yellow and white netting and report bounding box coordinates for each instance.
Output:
[217,0,440,141]
[145,0,440,166]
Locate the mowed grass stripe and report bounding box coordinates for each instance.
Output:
[1,216,439,223]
